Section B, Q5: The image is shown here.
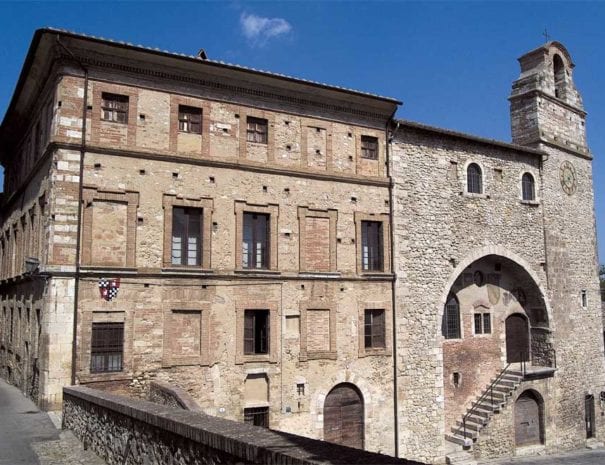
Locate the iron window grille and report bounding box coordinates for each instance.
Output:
[244,309,270,355]
[467,163,483,194]
[474,313,491,334]
[361,135,378,160]
[443,295,461,339]
[522,173,535,201]
[246,117,268,144]
[364,309,386,348]
[178,105,202,134]
[91,322,124,373]
[242,213,269,269]
[361,221,384,272]
[171,207,203,266]
[101,93,128,123]
[244,406,269,427]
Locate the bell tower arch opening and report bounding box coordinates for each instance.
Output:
[553,54,566,99]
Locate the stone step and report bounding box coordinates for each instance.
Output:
[456,416,486,431]
[451,426,477,439]
[446,450,478,465]
[445,433,473,448]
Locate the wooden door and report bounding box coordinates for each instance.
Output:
[506,314,529,363]
[515,392,542,446]
[586,395,596,438]
[324,384,364,449]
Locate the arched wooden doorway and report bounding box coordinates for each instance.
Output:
[506,314,529,363]
[515,390,544,446]
[323,383,364,449]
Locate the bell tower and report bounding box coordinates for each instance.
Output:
[509,41,589,156]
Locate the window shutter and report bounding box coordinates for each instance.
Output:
[244,312,254,354]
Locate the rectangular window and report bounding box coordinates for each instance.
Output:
[474,313,491,335]
[581,289,587,308]
[246,117,268,144]
[244,406,269,427]
[242,213,269,269]
[361,135,378,160]
[178,105,202,134]
[91,322,124,373]
[361,221,383,272]
[171,207,203,266]
[101,93,129,123]
[364,309,385,349]
[244,309,269,355]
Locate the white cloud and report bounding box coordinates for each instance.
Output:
[240,12,292,46]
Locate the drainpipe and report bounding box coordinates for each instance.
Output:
[56,36,88,386]
[386,111,400,457]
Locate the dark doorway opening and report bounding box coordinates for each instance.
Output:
[506,314,529,363]
[323,383,364,449]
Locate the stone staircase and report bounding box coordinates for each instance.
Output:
[445,369,524,456]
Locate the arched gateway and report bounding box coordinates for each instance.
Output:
[323,383,364,449]
[515,390,544,446]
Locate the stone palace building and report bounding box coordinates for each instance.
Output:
[0,28,603,464]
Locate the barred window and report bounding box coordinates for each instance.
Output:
[244,406,269,427]
[246,117,268,144]
[364,309,385,348]
[178,105,202,134]
[101,93,128,123]
[91,322,124,373]
[361,221,383,272]
[361,135,378,160]
[172,207,202,266]
[467,163,482,194]
[522,173,535,201]
[443,295,461,339]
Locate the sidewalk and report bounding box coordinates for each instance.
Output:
[479,447,605,465]
[0,379,104,465]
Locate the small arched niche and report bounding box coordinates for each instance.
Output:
[553,54,566,99]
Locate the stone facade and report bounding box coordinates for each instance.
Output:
[0,30,603,464]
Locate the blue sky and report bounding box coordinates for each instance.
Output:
[1,1,605,262]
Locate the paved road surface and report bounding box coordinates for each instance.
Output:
[0,379,104,465]
[480,448,605,465]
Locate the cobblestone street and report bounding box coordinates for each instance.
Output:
[480,448,605,465]
[0,380,104,465]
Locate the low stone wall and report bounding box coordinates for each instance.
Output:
[63,386,424,465]
[148,380,202,412]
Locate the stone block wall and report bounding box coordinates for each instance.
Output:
[62,386,421,465]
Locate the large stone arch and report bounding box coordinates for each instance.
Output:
[435,245,554,346]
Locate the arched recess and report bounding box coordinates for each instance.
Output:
[323,383,365,449]
[435,245,554,342]
[553,54,566,99]
[515,389,545,447]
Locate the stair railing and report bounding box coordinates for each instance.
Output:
[461,362,511,440]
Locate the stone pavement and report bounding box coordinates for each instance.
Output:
[479,448,605,465]
[0,379,104,465]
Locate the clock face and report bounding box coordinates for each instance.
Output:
[559,161,577,195]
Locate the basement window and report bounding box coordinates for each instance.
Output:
[244,406,269,427]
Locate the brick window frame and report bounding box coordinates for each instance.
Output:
[299,119,334,171]
[474,312,492,335]
[354,212,390,275]
[360,135,379,160]
[358,300,392,357]
[297,207,338,273]
[162,304,210,367]
[90,84,138,147]
[162,194,213,269]
[235,299,279,364]
[169,96,211,155]
[299,299,337,361]
[79,309,133,383]
[234,202,279,272]
[81,187,139,267]
[355,129,385,176]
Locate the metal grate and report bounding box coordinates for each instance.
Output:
[91,322,124,373]
[443,295,460,339]
[244,406,269,428]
